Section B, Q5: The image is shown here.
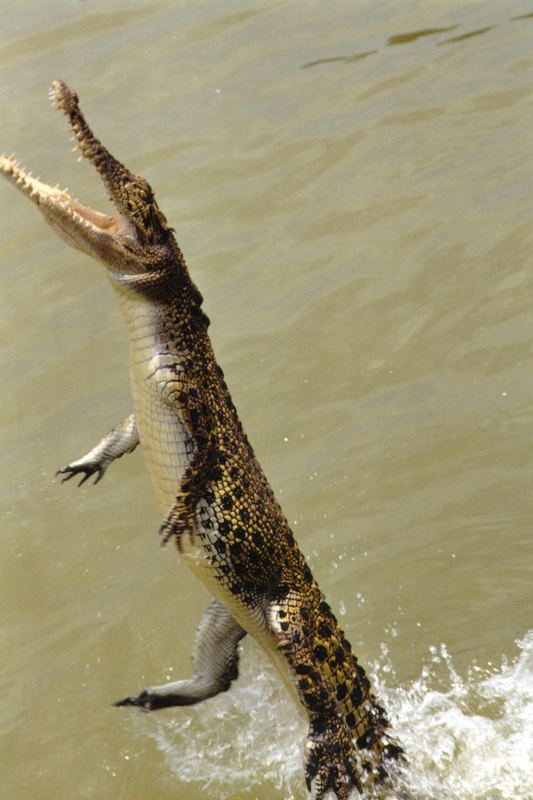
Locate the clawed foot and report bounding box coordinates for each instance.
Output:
[305,719,366,800]
[114,690,153,710]
[56,461,105,486]
[114,689,178,711]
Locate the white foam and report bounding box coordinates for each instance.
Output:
[134,631,533,799]
[376,631,533,800]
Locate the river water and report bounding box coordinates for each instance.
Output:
[1,2,532,799]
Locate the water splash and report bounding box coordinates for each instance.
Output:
[140,631,532,799]
[148,651,306,799]
[381,632,533,800]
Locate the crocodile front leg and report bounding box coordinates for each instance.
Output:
[115,599,246,709]
[57,413,139,485]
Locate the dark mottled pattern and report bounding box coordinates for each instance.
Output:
[127,194,404,798]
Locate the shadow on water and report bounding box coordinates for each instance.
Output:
[302,51,377,70]
[302,12,531,69]
[438,27,495,45]
[387,27,458,46]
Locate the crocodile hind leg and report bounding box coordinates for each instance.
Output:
[56,413,139,485]
[115,599,246,709]
[268,588,402,800]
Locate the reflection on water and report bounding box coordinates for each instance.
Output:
[387,27,459,46]
[302,12,525,69]
[439,27,495,45]
[301,51,376,70]
[148,631,533,799]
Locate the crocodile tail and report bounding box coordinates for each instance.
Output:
[312,595,404,773]
[269,583,404,798]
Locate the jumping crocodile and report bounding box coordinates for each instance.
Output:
[1,82,404,799]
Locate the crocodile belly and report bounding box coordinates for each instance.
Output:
[130,373,192,514]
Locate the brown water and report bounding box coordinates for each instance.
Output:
[1,2,532,798]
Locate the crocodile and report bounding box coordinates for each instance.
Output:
[1,82,404,799]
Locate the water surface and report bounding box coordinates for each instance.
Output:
[1,2,532,798]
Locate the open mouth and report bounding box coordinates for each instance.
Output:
[0,153,130,239]
[0,80,146,268]
[1,81,171,273]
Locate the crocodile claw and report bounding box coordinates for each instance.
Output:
[305,719,364,800]
[56,463,104,486]
[114,690,152,709]
[113,690,169,711]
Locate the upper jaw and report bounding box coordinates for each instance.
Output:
[48,80,170,248]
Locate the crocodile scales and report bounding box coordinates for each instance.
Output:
[0,82,404,799]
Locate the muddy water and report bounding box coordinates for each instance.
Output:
[1,2,532,798]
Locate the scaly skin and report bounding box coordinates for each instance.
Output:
[0,83,404,798]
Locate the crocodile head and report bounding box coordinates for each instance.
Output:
[0,81,177,277]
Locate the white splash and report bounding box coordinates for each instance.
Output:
[380,631,533,800]
[145,642,306,798]
[134,631,533,799]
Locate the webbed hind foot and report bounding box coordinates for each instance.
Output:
[114,689,172,710]
[114,599,245,711]
[305,716,364,799]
